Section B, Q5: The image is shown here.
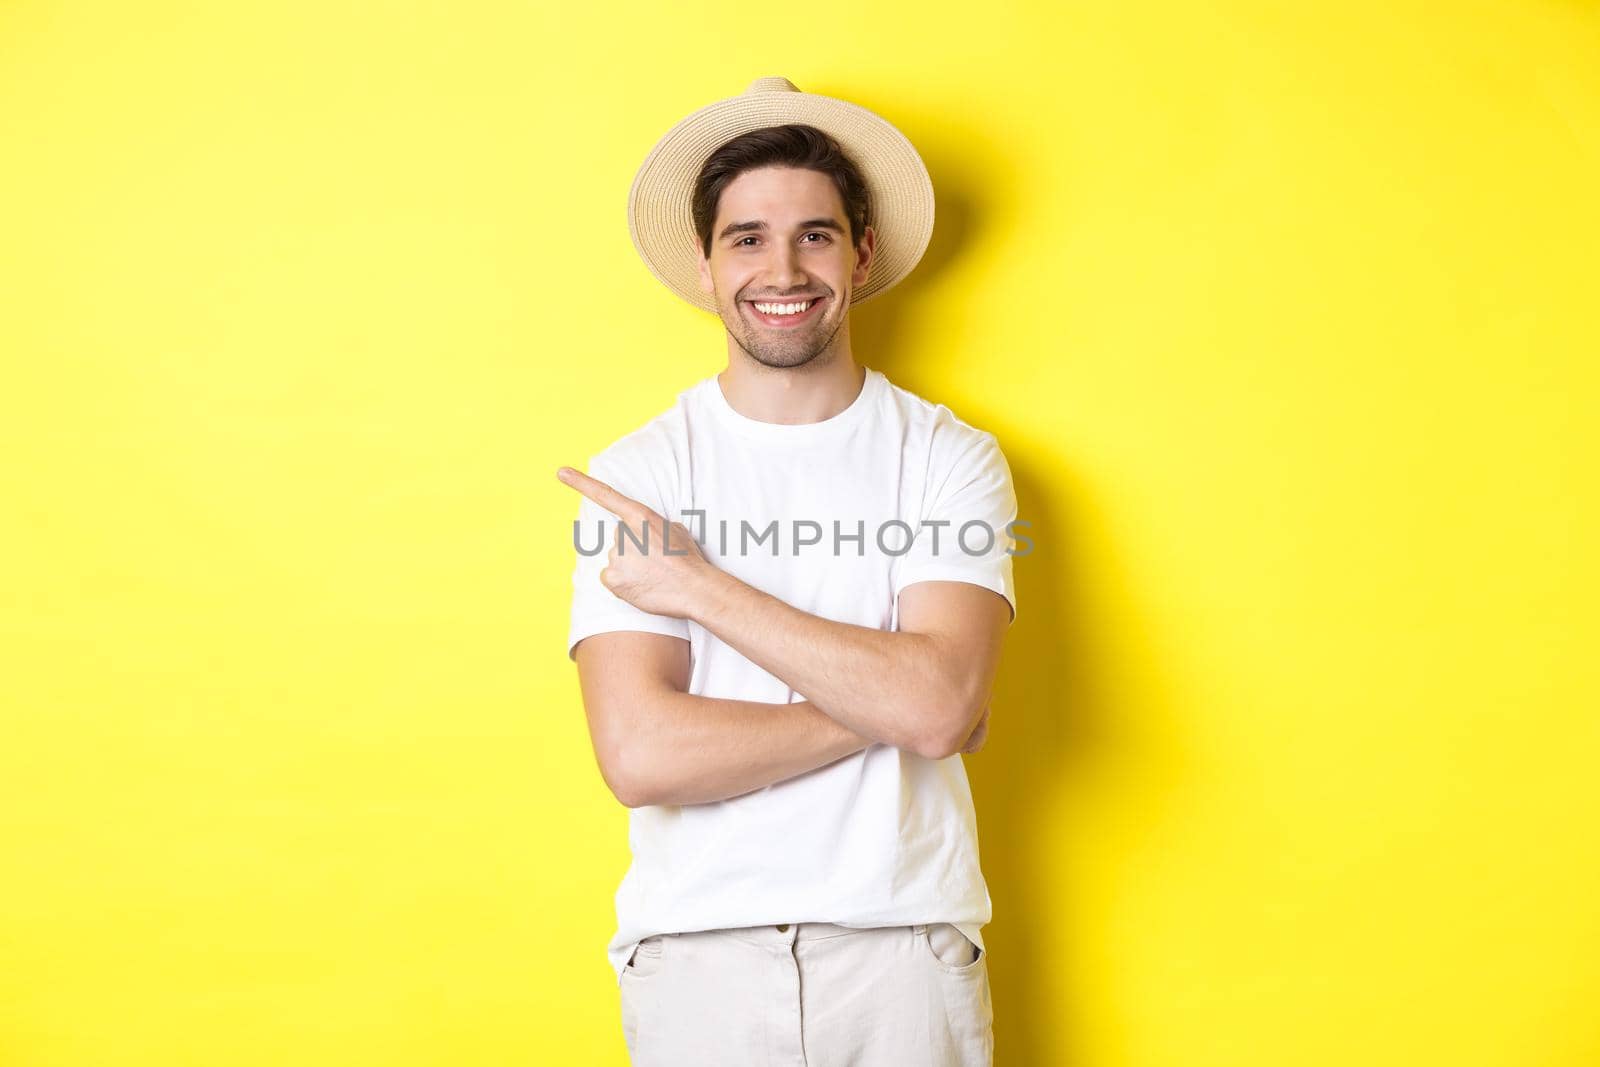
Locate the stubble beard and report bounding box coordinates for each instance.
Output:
[721,290,848,371]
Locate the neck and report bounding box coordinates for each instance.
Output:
[717,325,866,426]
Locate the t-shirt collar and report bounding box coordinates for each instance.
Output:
[704,366,882,443]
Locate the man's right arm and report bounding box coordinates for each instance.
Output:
[573,630,875,807]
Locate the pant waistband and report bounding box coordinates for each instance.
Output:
[678,922,922,949]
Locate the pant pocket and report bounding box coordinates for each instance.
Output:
[922,923,984,972]
[623,934,667,979]
[619,934,668,1060]
[916,925,993,1064]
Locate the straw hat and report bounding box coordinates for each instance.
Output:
[627,76,935,313]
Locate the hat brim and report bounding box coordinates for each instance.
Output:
[627,86,935,313]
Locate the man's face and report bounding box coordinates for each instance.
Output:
[695,165,875,370]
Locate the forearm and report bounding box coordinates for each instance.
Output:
[625,691,875,807]
[686,568,963,756]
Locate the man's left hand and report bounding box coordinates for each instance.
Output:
[558,465,712,619]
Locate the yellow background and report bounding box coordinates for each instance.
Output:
[2,1,1596,1064]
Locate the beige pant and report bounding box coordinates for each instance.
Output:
[619,921,993,1066]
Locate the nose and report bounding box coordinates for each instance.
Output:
[766,241,808,292]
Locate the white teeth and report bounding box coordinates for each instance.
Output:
[753,299,815,316]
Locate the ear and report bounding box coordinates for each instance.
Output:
[852,225,877,288]
[694,237,714,295]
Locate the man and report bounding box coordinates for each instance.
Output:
[559,76,1019,1066]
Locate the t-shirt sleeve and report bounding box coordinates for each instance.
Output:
[566,449,692,660]
[891,431,1019,625]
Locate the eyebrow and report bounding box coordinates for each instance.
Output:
[716,217,846,241]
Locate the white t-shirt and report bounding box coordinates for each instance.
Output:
[565,366,1019,986]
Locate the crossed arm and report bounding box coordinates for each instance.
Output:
[576,632,878,808]
[561,466,1011,808]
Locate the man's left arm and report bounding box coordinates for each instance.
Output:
[685,569,1009,760]
[682,430,1018,757]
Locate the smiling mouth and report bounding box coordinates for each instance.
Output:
[745,296,825,327]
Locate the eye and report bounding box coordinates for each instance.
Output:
[802,232,830,244]
[735,236,760,247]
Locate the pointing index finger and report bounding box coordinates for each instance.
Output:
[556,466,658,525]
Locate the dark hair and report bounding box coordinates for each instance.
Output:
[691,124,871,259]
